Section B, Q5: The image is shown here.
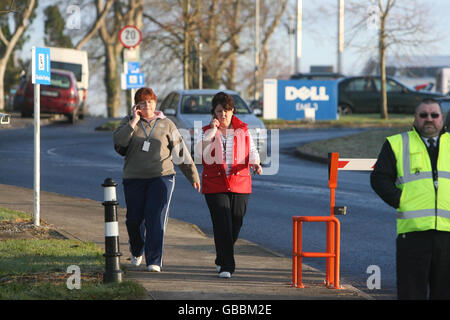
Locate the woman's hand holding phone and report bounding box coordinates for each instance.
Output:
[130,104,142,128]
[203,116,220,142]
[133,104,142,118]
[210,116,220,129]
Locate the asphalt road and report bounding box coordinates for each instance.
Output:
[0,116,397,299]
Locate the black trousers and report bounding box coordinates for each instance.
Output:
[205,193,249,274]
[396,230,450,300]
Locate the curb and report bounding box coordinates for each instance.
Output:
[294,146,328,164]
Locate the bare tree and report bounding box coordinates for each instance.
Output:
[344,0,440,119]
[144,0,201,89]
[0,0,36,111]
[74,0,114,50]
[199,0,255,89]
[377,0,395,119]
[254,0,288,98]
[95,0,143,117]
[145,0,254,90]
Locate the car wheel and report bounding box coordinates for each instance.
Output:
[21,110,32,118]
[338,104,353,115]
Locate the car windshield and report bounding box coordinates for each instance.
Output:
[45,74,71,89]
[51,62,82,82]
[440,101,450,113]
[181,94,251,114]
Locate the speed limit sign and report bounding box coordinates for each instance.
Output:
[119,25,142,48]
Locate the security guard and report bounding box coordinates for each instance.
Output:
[371,98,450,300]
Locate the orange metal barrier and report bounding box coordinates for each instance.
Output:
[292,216,341,289]
[292,152,343,289]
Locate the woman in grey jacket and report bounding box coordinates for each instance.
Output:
[113,87,200,272]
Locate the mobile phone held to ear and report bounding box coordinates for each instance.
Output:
[131,104,141,118]
[212,114,219,128]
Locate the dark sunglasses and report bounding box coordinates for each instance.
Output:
[418,112,440,119]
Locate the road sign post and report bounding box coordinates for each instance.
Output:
[31,46,51,227]
[119,26,144,110]
[119,25,142,49]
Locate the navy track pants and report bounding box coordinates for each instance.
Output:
[123,175,175,267]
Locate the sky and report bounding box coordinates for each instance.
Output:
[294,0,450,74]
[15,0,450,116]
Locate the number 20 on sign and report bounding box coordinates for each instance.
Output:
[119,25,142,48]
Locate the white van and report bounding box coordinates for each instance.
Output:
[48,47,89,117]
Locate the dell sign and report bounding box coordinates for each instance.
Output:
[263,79,338,121]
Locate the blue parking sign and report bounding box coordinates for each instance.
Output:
[126,73,145,89]
[126,62,140,74]
[32,47,51,85]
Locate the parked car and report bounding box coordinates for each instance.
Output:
[290,72,345,80]
[12,77,27,111]
[248,98,263,116]
[26,47,89,118]
[158,89,268,164]
[337,76,445,115]
[22,69,81,123]
[437,97,450,132]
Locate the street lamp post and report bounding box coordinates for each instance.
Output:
[295,0,302,74]
[254,0,260,101]
[337,0,344,74]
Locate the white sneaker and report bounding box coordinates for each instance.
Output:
[131,255,143,267]
[216,266,221,273]
[219,271,231,278]
[147,265,161,272]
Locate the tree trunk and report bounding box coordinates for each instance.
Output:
[0,61,6,111]
[97,0,143,118]
[226,0,241,90]
[183,0,191,89]
[104,46,120,118]
[378,0,390,120]
[379,37,388,119]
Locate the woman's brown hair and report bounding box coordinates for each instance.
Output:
[134,87,157,105]
[211,92,235,115]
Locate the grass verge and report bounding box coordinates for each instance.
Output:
[0,208,147,300]
[296,127,410,159]
[263,113,414,129]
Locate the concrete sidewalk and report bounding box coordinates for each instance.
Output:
[0,183,372,300]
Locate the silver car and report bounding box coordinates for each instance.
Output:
[158,89,268,164]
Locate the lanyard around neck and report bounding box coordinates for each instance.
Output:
[140,118,159,141]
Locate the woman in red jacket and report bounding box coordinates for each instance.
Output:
[200,92,262,278]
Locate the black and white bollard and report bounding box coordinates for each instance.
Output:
[102,178,123,283]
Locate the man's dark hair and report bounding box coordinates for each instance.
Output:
[415,98,443,114]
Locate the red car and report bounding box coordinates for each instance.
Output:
[22,69,81,123]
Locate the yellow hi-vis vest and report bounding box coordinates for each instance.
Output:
[387,129,450,234]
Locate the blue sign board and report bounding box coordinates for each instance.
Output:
[32,47,51,85]
[126,62,140,74]
[126,73,145,89]
[276,80,338,120]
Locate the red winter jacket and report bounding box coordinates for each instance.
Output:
[201,116,252,194]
